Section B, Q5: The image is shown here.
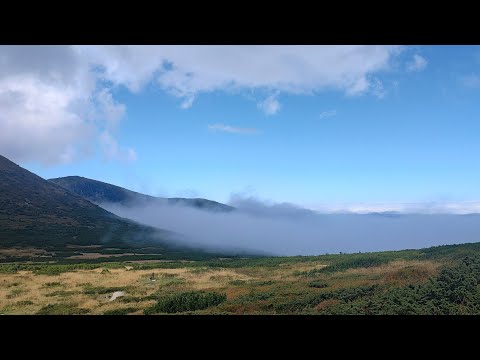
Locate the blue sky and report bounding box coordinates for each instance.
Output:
[3,45,480,212]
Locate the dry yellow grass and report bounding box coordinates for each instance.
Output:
[0,266,255,314]
[342,259,440,282]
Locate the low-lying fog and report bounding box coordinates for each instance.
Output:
[99,196,480,256]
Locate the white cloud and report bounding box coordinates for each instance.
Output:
[257,94,281,115]
[406,54,428,72]
[0,46,135,165]
[319,109,337,119]
[0,73,95,165]
[78,45,403,108]
[0,45,406,165]
[208,124,259,135]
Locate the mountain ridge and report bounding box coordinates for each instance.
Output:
[49,176,234,212]
[0,155,182,253]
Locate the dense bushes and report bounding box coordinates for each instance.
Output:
[272,285,379,313]
[320,256,480,315]
[144,291,226,314]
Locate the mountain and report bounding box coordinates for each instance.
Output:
[49,176,234,212]
[0,155,178,251]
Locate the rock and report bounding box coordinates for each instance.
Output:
[109,291,125,301]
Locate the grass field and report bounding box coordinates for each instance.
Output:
[2,241,480,315]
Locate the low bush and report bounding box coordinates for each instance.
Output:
[144,291,226,314]
[103,307,137,315]
[37,303,89,315]
[308,280,328,288]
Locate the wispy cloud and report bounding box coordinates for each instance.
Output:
[406,54,428,72]
[371,78,387,98]
[258,94,281,115]
[319,109,337,119]
[99,131,137,162]
[461,74,480,88]
[208,124,259,135]
[307,201,480,215]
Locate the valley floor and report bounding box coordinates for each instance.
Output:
[1,242,480,315]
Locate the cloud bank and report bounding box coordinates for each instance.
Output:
[0,45,405,165]
[309,201,480,215]
[99,195,480,256]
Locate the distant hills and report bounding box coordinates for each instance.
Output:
[49,176,234,212]
[0,155,196,255]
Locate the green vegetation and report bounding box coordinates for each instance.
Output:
[6,288,27,299]
[83,285,127,295]
[319,256,480,315]
[0,154,221,259]
[42,282,62,288]
[308,280,329,288]
[144,291,227,314]
[49,175,234,212]
[37,303,89,315]
[16,300,34,306]
[46,290,81,297]
[234,291,274,304]
[3,241,480,315]
[103,307,138,315]
[229,279,246,286]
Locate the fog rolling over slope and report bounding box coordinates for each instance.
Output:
[99,196,480,256]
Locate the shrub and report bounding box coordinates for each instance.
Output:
[229,280,246,286]
[42,282,62,288]
[308,280,328,288]
[46,290,80,297]
[103,307,137,315]
[37,303,89,315]
[144,291,226,314]
[235,291,274,304]
[6,288,27,299]
[16,300,34,306]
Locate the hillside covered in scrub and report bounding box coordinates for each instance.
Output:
[2,241,480,315]
[0,154,221,260]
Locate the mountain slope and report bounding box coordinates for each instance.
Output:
[0,155,175,250]
[49,176,234,212]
